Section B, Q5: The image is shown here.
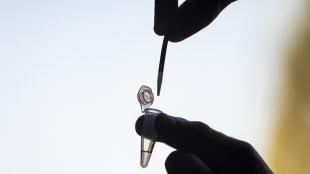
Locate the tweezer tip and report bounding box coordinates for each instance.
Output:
[157,36,168,96]
[157,86,161,96]
[157,72,163,96]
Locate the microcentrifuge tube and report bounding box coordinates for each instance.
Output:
[137,85,156,168]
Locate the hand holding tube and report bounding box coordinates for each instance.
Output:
[135,113,273,174]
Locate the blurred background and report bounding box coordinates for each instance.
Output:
[0,0,309,173]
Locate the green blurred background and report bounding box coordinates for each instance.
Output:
[270,1,310,173]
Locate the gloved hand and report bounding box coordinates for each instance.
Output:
[135,113,273,174]
[154,0,236,42]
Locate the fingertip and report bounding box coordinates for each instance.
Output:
[153,27,186,43]
[135,115,144,136]
[135,113,176,140]
[154,25,165,36]
[165,151,179,171]
[167,34,185,43]
[165,151,214,174]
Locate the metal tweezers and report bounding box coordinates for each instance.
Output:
[157,36,168,96]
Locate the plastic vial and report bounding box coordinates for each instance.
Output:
[137,85,157,168]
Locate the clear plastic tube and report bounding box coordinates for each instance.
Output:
[137,86,160,168]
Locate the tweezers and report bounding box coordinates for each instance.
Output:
[157,36,169,96]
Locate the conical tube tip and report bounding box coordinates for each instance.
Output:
[140,137,155,168]
[140,151,152,168]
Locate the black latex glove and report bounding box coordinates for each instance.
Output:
[154,0,236,42]
[135,113,273,174]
